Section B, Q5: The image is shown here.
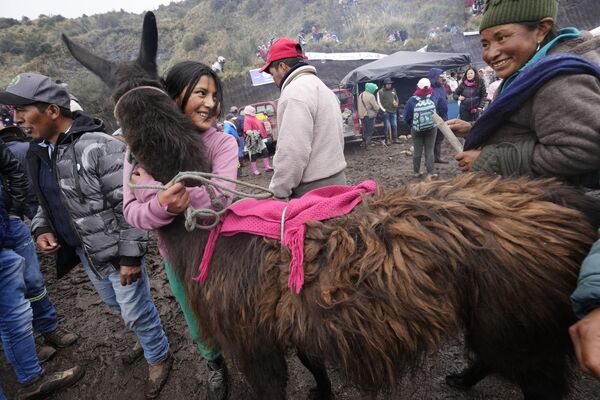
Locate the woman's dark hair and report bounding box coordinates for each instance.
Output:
[464,66,482,85]
[521,20,560,47]
[163,61,223,119]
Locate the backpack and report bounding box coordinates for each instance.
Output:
[412,96,436,132]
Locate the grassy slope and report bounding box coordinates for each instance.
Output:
[0,0,467,124]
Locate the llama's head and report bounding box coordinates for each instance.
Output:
[62,12,161,102]
[61,12,208,183]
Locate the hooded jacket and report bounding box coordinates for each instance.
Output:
[27,112,148,279]
[428,68,448,120]
[358,84,380,119]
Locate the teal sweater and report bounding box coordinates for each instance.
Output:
[572,229,600,318]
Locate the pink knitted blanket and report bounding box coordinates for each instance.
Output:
[194,180,377,293]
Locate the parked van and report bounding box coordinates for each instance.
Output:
[331,86,362,143]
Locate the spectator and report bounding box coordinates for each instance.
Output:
[446,72,459,92]
[453,67,488,122]
[403,78,438,178]
[0,122,38,220]
[0,143,84,399]
[428,68,449,163]
[229,106,245,165]
[399,29,409,44]
[570,232,600,380]
[485,77,503,106]
[0,72,173,398]
[447,0,600,184]
[257,46,268,62]
[211,56,225,73]
[357,82,380,148]
[224,113,245,177]
[377,77,400,144]
[243,105,273,176]
[259,37,347,198]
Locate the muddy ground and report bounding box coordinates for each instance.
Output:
[2,139,600,400]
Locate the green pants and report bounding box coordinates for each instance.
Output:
[164,260,221,361]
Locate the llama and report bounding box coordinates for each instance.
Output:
[63,12,600,400]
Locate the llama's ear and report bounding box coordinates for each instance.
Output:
[138,12,158,76]
[61,34,116,88]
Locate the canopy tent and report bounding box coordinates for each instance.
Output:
[341,50,471,86]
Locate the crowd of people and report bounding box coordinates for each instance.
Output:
[0,0,600,398]
[358,64,500,178]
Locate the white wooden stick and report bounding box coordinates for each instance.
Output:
[433,113,463,153]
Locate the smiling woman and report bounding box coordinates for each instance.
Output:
[444,0,600,391]
[121,59,238,400]
[448,0,600,188]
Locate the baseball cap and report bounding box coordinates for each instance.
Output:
[229,106,238,113]
[259,37,307,74]
[0,73,71,109]
[417,78,431,90]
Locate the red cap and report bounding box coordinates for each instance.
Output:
[259,37,307,74]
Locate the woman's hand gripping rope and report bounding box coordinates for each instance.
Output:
[127,158,274,230]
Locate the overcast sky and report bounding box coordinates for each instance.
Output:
[3,0,183,20]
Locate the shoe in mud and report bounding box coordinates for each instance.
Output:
[207,357,228,400]
[43,327,78,348]
[18,366,85,400]
[122,340,144,365]
[37,345,57,364]
[145,353,173,399]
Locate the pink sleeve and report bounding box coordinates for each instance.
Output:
[122,153,178,230]
[122,135,239,230]
[189,133,238,209]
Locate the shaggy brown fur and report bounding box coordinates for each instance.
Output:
[62,12,600,400]
[167,174,597,399]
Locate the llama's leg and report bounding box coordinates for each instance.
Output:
[297,349,333,400]
[445,352,489,389]
[238,344,288,400]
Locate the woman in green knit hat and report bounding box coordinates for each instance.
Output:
[449,0,600,181]
[444,0,600,396]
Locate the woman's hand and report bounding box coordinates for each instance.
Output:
[455,149,481,172]
[570,307,600,379]
[157,182,190,214]
[458,95,465,101]
[446,118,472,137]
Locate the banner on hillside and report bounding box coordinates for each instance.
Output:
[249,69,275,86]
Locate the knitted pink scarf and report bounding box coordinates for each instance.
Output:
[194,180,377,293]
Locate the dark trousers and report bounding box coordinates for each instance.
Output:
[434,130,445,161]
[413,127,437,174]
[361,117,375,144]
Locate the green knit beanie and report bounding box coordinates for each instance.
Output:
[365,82,378,94]
[480,0,559,32]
